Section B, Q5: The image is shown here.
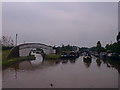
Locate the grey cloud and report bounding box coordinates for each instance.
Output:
[2,2,118,47]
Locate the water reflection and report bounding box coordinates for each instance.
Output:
[83,58,92,68]
[5,56,78,71]
[5,53,120,74]
[62,59,68,64]
[61,58,77,64]
[69,59,76,64]
[96,58,102,67]
[3,55,119,88]
[96,57,120,74]
[82,55,120,74]
[105,59,120,74]
[4,51,120,75]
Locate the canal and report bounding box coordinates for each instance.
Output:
[2,53,119,88]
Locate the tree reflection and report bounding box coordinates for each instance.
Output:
[105,59,120,74]
[102,58,107,64]
[55,60,61,64]
[100,57,120,74]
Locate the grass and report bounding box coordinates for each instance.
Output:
[0,50,10,67]
[44,54,61,60]
[0,50,2,67]
[2,49,35,68]
[2,56,35,68]
[2,50,10,61]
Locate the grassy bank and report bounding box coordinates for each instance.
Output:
[0,50,10,67]
[2,55,35,68]
[44,54,61,60]
[0,50,2,67]
[2,49,35,68]
[2,50,10,61]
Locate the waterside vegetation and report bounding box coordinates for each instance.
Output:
[44,54,61,60]
[2,49,35,68]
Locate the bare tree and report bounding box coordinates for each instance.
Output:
[1,36,14,47]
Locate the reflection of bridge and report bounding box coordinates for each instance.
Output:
[7,43,55,59]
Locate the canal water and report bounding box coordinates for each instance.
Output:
[2,53,119,88]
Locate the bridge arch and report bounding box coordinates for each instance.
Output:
[7,43,55,59]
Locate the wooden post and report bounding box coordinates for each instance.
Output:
[16,34,18,46]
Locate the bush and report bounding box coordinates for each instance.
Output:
[44,54,61,59]
[2,46,13,50]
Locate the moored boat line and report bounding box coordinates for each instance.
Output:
[60,51,79,59]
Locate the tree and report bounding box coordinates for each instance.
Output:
[96,41,101,48]
[0,36,14,47]
[105,44,109,49]
[105,32,120,54]
[95,41,106,54]
[105,42,120,54]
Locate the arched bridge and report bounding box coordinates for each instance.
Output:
[7,43,55,59]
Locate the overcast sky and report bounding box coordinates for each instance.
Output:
[2,2,118,47]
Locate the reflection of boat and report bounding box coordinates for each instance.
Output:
[69,59,76,63]
[83,57,92,68]
[62,60,68,64]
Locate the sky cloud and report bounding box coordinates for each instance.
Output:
[2,2,118,47]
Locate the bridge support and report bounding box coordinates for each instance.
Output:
[7,46,19,59]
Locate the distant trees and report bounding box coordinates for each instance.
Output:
[105,42,120,54]
[54,44,80,54]
[61,44,74,51]
[89,41,106,53]
[89,47,97,52]
[105,32,120,54]
[89,32,120,55]
[96,41,105,54]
